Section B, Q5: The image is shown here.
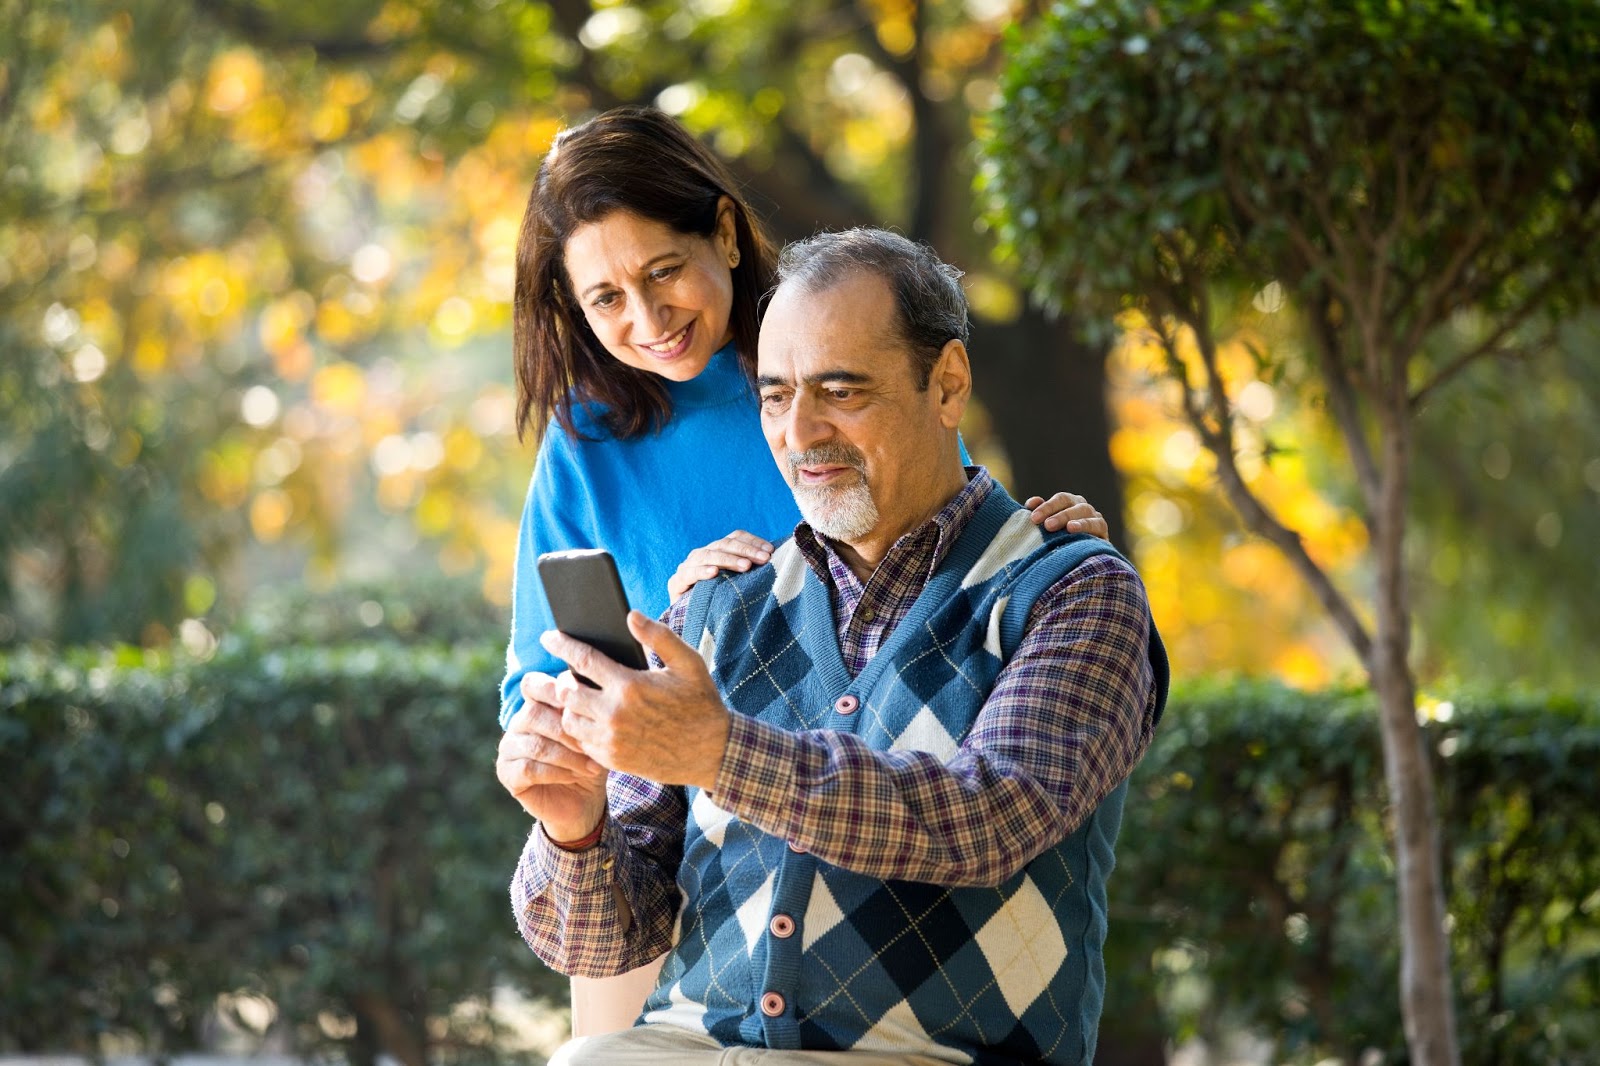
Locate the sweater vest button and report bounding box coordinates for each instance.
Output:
[833,694,859,715]
[787,840,806,853]
[769,913,796,938]
[761,991,786,1017]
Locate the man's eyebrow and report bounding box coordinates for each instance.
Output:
[802,370,873,386]
[757,369,874,389]
[578,253,678,299]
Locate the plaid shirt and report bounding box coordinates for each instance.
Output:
[511,467,1159,976]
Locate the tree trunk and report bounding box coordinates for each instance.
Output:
[1371,411,1461,1066]
[970,306,1127,551]
[352,992,429,1066]
[1094,1019,1168,1066]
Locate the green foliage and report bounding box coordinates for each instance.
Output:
[0,639,563,1063]
[7,650,1596,1064]
[2,0,1132,653]
[980,0,1600,686]
[980,0,1600,324]
[229,572,509,649]
[1106,680,1600,1064]
[1407,312,1600,686]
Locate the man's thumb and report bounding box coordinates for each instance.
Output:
[628,609,686,666]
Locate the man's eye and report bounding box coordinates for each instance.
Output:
[826,388,856,401]
[759,392,789,411]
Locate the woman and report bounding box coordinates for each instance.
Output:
[497,106,1106,1035]
[500,105,1103,730]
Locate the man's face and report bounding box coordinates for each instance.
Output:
[756,270,964,547]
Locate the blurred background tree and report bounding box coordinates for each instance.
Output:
[5,0,1595,690]
[0,0,1127,654]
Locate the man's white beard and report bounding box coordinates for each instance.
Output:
[788,444,879,541]
[794,475,879,542]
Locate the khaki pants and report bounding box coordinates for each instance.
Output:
[550,1023,965,1065]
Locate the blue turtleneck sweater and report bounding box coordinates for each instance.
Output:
[499,343,800,728]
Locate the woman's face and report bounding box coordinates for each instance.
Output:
[562,202,739,382]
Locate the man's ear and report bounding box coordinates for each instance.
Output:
[932,338,972,429]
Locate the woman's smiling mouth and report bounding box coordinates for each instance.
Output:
[640,321,694,357]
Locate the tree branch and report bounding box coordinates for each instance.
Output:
[193,0,402,59]
[1308,283,1381,511]
[1148,297,1375,669]
[1409,312,1559,412]
[848,0,920,89]
[1397,216,1491,359]
[1220,157,1354,308]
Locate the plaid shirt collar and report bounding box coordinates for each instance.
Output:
[793,465,995,594]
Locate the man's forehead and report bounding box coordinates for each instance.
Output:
[758,274,897,371]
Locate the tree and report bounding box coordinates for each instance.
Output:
[979,2,1600,1063]
[1,0,1130,654]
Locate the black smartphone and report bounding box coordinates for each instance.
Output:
[536,548,649,686]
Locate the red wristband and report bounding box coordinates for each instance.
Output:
[547,816,605,852]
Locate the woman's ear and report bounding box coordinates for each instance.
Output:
[715,196,739,260]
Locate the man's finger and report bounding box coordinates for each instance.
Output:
[627,610,697,670]
[539,629,626,685]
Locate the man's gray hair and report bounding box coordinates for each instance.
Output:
[774,228,969,389]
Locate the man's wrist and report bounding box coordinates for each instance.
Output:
[692,706,734,792]
[544,812,606,851]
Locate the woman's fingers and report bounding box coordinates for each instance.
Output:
[1027,491,1108,538]
[667,532,774,600]
[722,530,774,554]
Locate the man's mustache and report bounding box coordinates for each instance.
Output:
[787,443,867,479]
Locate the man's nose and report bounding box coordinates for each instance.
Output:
[784,392,832,453]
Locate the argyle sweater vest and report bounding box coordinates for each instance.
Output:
[639,486,1168,1065]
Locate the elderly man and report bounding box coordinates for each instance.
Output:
[497,228,1168,1065]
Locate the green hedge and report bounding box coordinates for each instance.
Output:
[4,645,1597,1065]
[1104,680,1600,1065]
[0,639,564,1065]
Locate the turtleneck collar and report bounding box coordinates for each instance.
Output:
[665,341,753,409]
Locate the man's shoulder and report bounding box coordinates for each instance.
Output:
[685,536,806,627]
[1027,531,1145,596]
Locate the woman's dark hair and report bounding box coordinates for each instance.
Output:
[513,106,776,441]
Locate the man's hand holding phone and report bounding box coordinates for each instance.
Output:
[540,611,732,793]
[534,549,732,792]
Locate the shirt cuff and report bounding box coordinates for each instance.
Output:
[710,714,805,836]
[524,818,624,896]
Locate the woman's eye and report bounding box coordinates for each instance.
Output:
[650,265,681,282]
[591,292,620,311]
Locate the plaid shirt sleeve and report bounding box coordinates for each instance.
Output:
[710,554,1158,887]
[508,593,698,976]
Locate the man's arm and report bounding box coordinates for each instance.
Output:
[709,554,1158,887]
[510,771,686,977]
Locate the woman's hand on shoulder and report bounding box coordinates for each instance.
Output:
[1025,492,1108,539]
[667,530,774,601]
